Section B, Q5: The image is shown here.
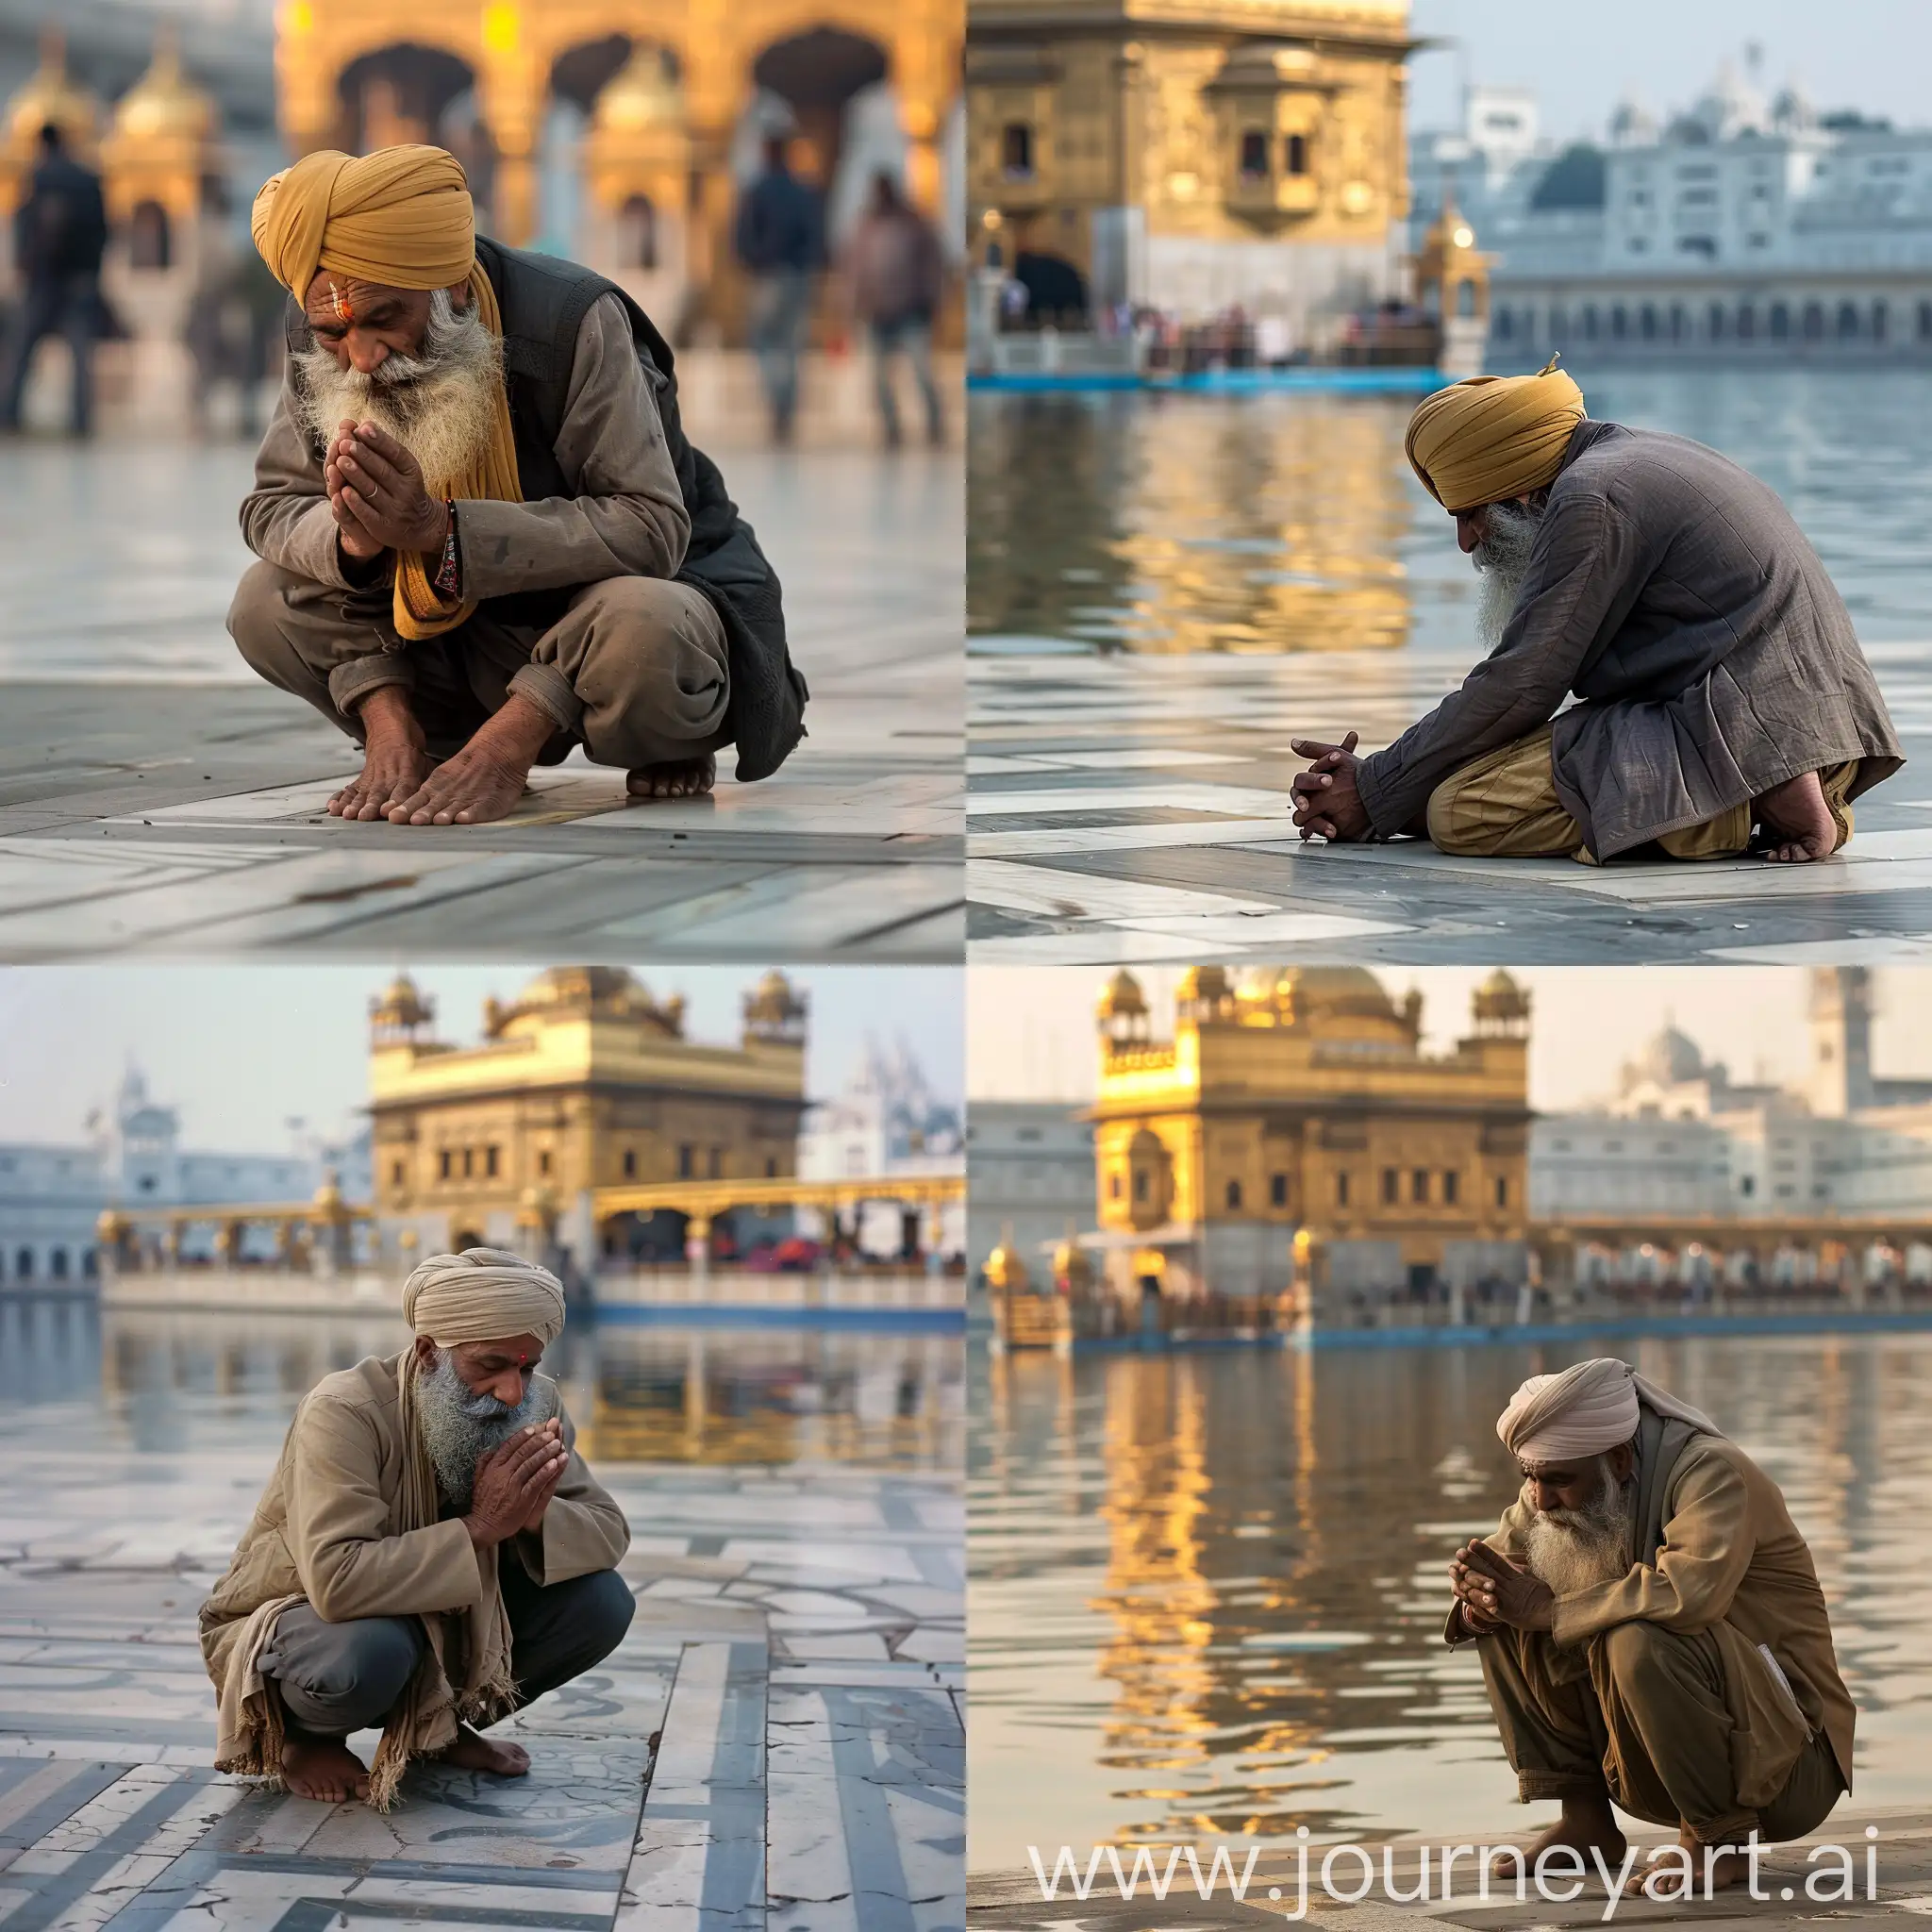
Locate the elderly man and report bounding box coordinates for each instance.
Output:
[199,1250,633,1807]
[228,145,807,827]
[1447,1358,1852,1896]
[1291,359,1902,865]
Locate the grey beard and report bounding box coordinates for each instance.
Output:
[1471,499,1544,650]
[414,1349,558,1512]
[1522,1457,1637,1596]
[291,286,504,493]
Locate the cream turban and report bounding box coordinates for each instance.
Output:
[249,144,523,642]
[1497,1357,1723,1465]
[1406,357,1587,512]
[403,1248,566,1348]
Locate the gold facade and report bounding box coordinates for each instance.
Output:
[275,0,961,334]
[1091,965,1530,1289]
[965,0,1412,290]
[367,966,809,1242]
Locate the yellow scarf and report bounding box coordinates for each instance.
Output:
[250,144,523,639]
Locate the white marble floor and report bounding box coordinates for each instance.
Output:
[966,639,1932,964]
[0,1425,964,1930]
[0,441,963,961]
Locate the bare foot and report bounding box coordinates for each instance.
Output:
[282,1731,371,1803]
[626,755,717,802]
[435,1722,530,1778]
[386,694,556,827]
[1525,1795,1627,1870]
[1755,769,1840,863]
[330,687,433,822]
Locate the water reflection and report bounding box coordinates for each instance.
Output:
[967,369,1932,655]
[968,1333,1932,1873]
[0,1294,961,1474]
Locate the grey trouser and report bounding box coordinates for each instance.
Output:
[870,317,942,445]
[228,559,731,770]
[747,269,815,432]
[1479,1620,1843,1843]
[258,1561,635,1739]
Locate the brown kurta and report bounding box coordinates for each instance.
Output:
[200,1352,628,1798]
[1449,1431,1854,1810]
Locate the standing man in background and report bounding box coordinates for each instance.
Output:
[841,170,946,450]
[734,128,824,444]
[1,123,108,438]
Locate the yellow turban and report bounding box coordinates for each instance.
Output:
[250,145,523,641]
[402,1247,567,1348]
[1405,357,1587,513]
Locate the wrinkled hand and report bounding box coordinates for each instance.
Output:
[1457,1540,1557,1632]
[1448,1541,1504,1637]
[328,419,445,557]
[324,418,387,560]
[517,1418,567,1534]
[1289,732,1372,842]
[464,1424,567,1549]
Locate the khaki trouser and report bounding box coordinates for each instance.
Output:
[1424,724,1858,863]
[228,559,732,771]
[1478,1621,1843,1845]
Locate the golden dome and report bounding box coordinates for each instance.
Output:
[1097,969,1146,1018]
[7,28,99,157]
[1175,965,1230,1004]
[593,43,684,135]
[110,31,217,146]
[370,971,435,1038]
[1274,966,1393,1013]
[985,1241,1031,1293]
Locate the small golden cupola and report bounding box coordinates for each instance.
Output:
[584,42,689,276]
[101,25,220,264]
[3,26,100,214]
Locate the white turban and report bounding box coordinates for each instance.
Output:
[1497,1357,1722,1465]
[402,1247,566,1348]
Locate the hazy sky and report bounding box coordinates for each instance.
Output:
[0,966,963,1154]
[1407,0,1930,145]
[967,968,1932,1117]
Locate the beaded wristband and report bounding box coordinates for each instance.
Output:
[430,499,461,599]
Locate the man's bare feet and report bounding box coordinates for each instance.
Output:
[1525,1795,1627,1870]
[330,686,434,822]
[1652,1824,1755,1896]
[435,1722,531,1778]
[626,755,717,802]
[1755,769,1840,863]
[386,694,557,827]
[282,1731,371,1803]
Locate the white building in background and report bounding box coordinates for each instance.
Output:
[0,1065,366,1288]
[1411,61,1932,366]
[1531,968,1932,1222]
[964,1099,1095,1287]
[796,1039,965,1259]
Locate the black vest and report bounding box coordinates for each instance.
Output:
[287,240,807,782]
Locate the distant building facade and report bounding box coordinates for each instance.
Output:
[967,0,1413,337]
[1531,968,1932,1224]
[1089,965,1531,1305]
[1412,63,1932,366]
[964,1099,1095,1287]
[0,1065,336,1287]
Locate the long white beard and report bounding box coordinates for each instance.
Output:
[414,1349,559,1512]
[1472,499,1544,650]
[1521,1456,1636,1596]
[291,286,505,494]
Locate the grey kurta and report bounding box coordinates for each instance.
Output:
[1357,421,1905,858]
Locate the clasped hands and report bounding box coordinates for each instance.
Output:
[1289,730,1373,842]
[462,1418,567,1549]
[325,418,447,562]
[1449,1539,1557,1637]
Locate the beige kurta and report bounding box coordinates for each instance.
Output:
[200,1351,628,1802]
[1450,1433,1855,1809]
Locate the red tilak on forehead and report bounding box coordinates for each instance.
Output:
[327,281,353,325]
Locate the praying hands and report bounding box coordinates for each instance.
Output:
[1450,1539,1557,1633]
[1290,730,1373,841]
[325,419,446,560]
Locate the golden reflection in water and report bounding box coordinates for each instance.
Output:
[969,1333,1932,1867]
[967,393,1420,655]
[73,1308,961,1473]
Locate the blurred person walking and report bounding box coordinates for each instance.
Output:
[734,132,823,444]
[0,123,108,437]
[841,170,945,449]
